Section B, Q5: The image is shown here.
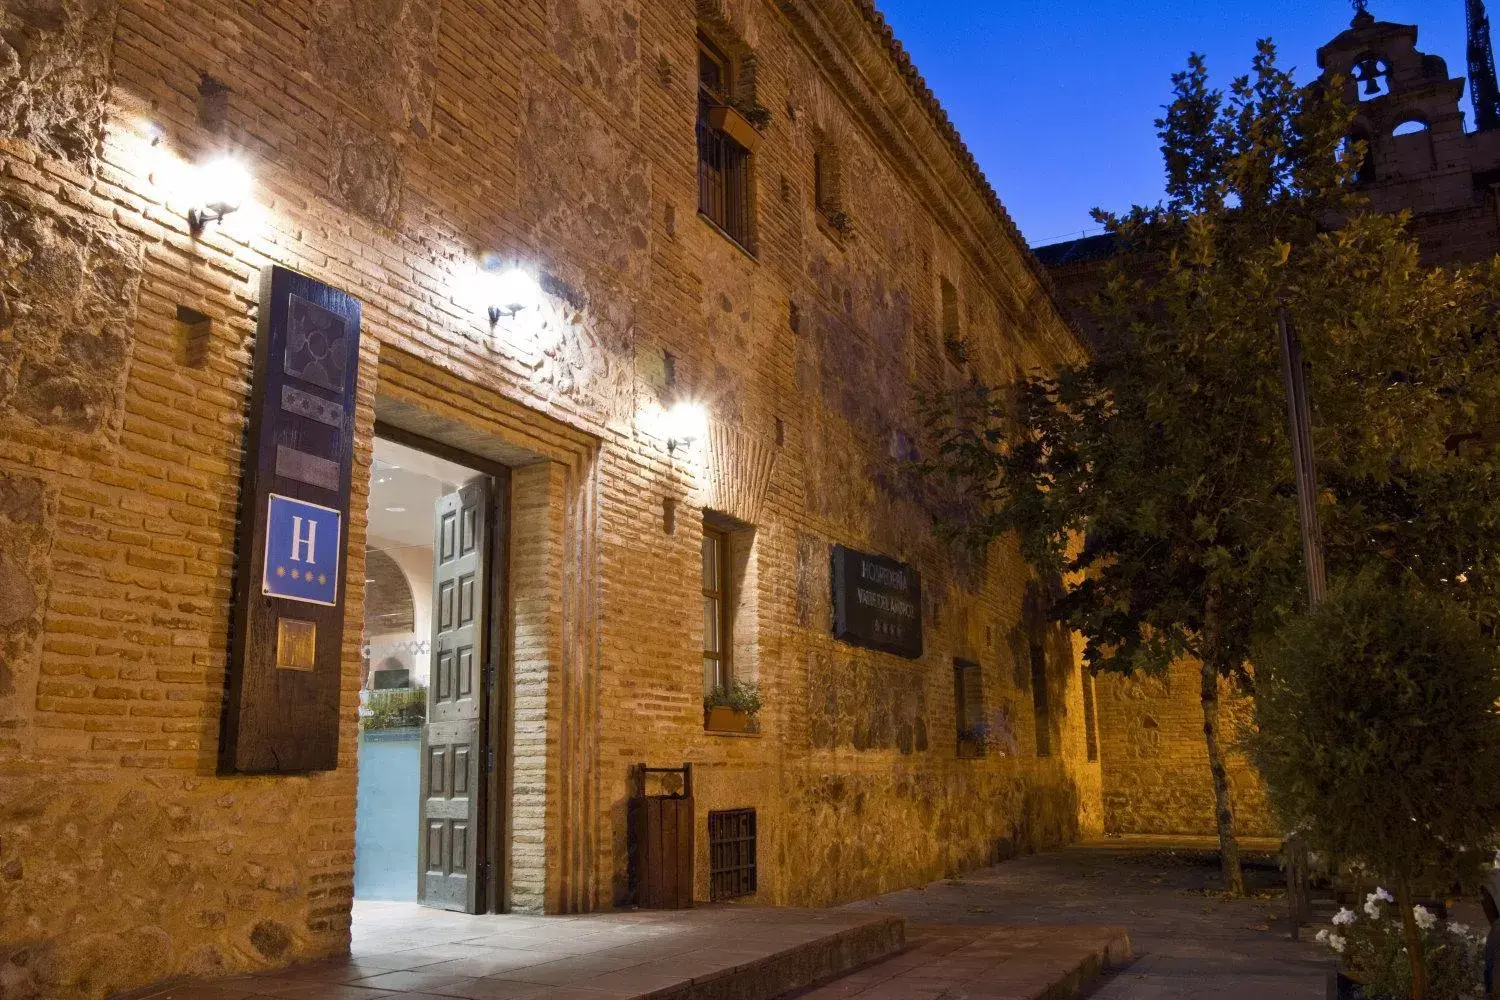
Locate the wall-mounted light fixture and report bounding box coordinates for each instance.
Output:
[188,156,251,233]
[664,400,708,455]
[483,266,539,325]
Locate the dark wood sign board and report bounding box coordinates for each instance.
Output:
[221,265,362,774]
[830,544,923,659]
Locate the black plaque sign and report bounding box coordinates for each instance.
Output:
[831,544,923,659]
[221,266,362,774]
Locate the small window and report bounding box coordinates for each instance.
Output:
[814,145,845,233]
[708,808,757,900]
[697,36,754,251]
[1340,131,1377,185]
[1392,119,1429,137]
[940,277,965,365]
[1026,586,1052,757]
[699,38,731,101]
[702,524,731,694]
[1082,668,1099,763]
[954,659,985,758]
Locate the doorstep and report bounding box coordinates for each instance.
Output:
[788,924,1132,1000]
[115,901,906,1000]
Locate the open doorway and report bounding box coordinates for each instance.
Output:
[355,432,508,914]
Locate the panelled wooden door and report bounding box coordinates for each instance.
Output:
[418,478,489,912]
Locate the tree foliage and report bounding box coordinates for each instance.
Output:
[1247,575,1500,998]
[1248,576,1500,887]
[918,41,1500,894]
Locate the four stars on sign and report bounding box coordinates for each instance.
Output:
[274,565,328,585]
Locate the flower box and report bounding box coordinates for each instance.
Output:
[705,706,751,733]
[706,105,762,153]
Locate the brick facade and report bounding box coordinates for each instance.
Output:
[0,2,1095,997]
[1094,664,1276,839]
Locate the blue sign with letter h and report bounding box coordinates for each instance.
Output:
[262,493,342,606]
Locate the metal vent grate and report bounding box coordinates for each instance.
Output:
[708,808,757,901]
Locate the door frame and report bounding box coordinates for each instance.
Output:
[373,420,513,914]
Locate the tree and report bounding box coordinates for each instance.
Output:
[1246,576,1500,1000]
[918,42,1500,894]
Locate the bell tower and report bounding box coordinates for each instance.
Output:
[1316,6,1478,224]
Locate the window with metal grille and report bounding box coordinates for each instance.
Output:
[940,276,965,365]
[1082,668,1099,763]
[698,40,754,252]
[953,659,985,758]
[708,808,757,900]
[1026,585,1052,758]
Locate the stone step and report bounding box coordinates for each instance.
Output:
[786,924,1132,1000]
[654,912,907,1000]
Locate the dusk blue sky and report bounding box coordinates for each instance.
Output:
[874,1,1469,248]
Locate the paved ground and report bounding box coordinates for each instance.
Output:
[118,901,902,1000]
[844,842,1337,999]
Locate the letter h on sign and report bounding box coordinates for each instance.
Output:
[263,494,342,606]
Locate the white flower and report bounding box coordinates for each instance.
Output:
[1316,928,1330,945]
[1449,922,1471,938]
[1413,905,1437,930]
[1329,934,1347,954]
[1333,908,1356,926]
[1365,888,1394,918]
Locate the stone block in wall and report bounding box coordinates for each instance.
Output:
[527,273,635,429]
[518,77,651,283]
[0,188,142,440]
[309,0,440,134]
[807,652,928,755]
[0,0,117,168]
[0,771,343,998]
[0,469,54,735]
[548,0,640,122]
[327,119,404,227]
[794,529,827,628]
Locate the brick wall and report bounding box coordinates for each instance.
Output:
[1094,661,1277,838]
[0,2,1096,997]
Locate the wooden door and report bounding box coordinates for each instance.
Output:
[418,478,489,912]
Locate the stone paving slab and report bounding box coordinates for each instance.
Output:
[843,846,1335,1000]
[115,902,905,1000]
[789,925,1131,1000]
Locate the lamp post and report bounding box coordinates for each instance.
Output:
[1278,305,1325,941]
[1278,306,1327,610]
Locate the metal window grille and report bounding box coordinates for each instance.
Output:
[953,659,985,758]
[697,119,753,251]
[1082,670,1099,763]
[708,808,757,901]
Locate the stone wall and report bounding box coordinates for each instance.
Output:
[1094,660,1277,839]
[0,1,1094,998]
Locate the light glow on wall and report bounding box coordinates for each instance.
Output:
[664,400,709,455]
[188,156,252,231]
[486,267,539,322]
